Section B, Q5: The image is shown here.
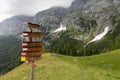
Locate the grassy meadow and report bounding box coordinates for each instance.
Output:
[0,49,120,80]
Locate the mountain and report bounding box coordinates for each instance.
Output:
[0,49,120,80]
[1,0,120,75]
[0,35,22,74]
[82,0,120,34]
[70,0,88,10]
[0,15,33,74]
[63,0,120,34]
[35,0,120,35]
[0,15,33,35]
[34,0,120,56]
[35,7,67,32]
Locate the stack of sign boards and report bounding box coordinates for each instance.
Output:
[21,22,43,63]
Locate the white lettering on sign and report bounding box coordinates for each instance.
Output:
[23,48,28,51]
[21,53,26,55]
[23,33,28,36]
[22,43,28,46]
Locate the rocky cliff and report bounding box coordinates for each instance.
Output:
[35,0,120,34]
[35,7,67,32]
[34,0,119,42]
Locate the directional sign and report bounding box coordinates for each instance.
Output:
[21,52,42,57]
[21,56,26,61]
[28,22,40,29]
[21,42,42,62]
[22,42,42,48]
[22,47,42,52]
[27,57,40,61]
[21,22,42,80]
[23,32,43,37]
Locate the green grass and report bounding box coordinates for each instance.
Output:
[0,49,120,80]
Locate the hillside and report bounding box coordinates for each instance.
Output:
[36,0,120,57]
[0,35,22,74]
[0,49,120,80]
[0,15,33,74]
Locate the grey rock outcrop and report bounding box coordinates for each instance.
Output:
[0,15,33,35]
[35,7,67,32]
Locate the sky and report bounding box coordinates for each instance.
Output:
[0,0,74,22]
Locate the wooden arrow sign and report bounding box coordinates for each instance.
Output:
[22,47,42,52]
[21,52,42,57]
[23,32,43,37]
[21,56,41,62]
[22,42,42,48]
[27,57,40,61]
[28,22,40,29]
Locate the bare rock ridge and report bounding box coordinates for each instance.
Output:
[0,0,120,36]
[0,15,33,35]
[35,0,120,34]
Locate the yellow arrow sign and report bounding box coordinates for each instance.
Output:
[21,56,26,61]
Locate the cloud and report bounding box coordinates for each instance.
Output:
[0,0,74,22]
[6,0,73,15]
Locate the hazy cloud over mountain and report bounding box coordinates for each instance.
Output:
[0,0,73,22]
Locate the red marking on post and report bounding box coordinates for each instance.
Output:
[22,32,28,37]
[22,43,28,46]
[22,48,28,51]
[21,53,26,56]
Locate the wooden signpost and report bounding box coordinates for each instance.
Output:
[21,22,43,80]
[23,32,43,37]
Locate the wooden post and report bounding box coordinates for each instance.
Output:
[22,22,42,80]
[29,27,34,80]
[29,27,33,42]
[30,61,34,80]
